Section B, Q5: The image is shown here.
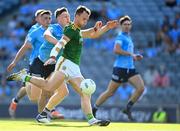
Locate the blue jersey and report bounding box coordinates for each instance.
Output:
[113,32,134,69]
[26,26,46,64]
[39,24,63,63]
[28,23,40,34]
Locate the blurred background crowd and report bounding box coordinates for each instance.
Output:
[0,0,180,107]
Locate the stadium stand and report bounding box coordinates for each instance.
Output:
[0,0,180,106]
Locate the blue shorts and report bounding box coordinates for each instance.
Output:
[112,67,138,83]
[29,57,55,79]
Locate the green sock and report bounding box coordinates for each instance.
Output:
[86,113,94,121]
[25,76,31,82]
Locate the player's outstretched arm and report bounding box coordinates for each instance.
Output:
[7,40,32,72]
[44,29,59,45]
[44,35,70,66]
[81,21,102,38]
[81,20,118,39]
[93,20,118,38]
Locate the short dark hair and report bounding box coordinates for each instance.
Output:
[119,15,132,25]
[75,5,91,16]
[40,10,52,16]
[54,7,68,18]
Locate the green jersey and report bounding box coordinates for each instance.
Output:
[62,23,83,65]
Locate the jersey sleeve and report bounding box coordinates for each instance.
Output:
[63,26,75,40]
[26,30,36,45]
[28,26,36,34]
[47,25,54,34]
[115,36,123,46]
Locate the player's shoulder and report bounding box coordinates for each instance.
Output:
[32,23,39,28]
[116,32,124,40]
[118,32,124,36]
[52,23,63,31]
[29,23,40,32]
[28,26,43,37]
[64,22,77,31]
[49,23,58,28]
[32,26,42,33]
[29,26,36,31]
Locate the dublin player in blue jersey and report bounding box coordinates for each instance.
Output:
[36,7,71,119]
[7,10,52,118]
[93,16,145,121]
[39,7,70,64]
[7,9,44,118]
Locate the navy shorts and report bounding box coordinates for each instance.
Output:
[29,57,55,79]
[112,67,138,83]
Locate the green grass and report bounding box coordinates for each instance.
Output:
[0,119,179,131]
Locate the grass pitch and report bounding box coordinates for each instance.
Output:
[0,119,179,131]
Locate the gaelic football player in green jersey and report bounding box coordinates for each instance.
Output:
[7,5,118,126]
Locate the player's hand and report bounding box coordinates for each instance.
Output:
[7,61,16,72]
[44,58,56,66]
[133,54,143,61]
[94,21,103,31]
[107,20,119,29]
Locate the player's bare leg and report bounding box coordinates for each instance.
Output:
[45,82,69,110]
[7,69,110,126]
[34,71,67,123]
[9,86,26,118]
[123,74,144,121]
[25,83,41,103]
[70,77,93,114]
[36,81,68,123]
[38,88,65,119]
[36,77,110,126]
[128,75,144,102]
[38,90,52,113]
[41,72,66,119]
[93,80,120,117]
[45,83,68,119]
[27,71,65,92]
[6,69,65,92]
[69,77,110,126]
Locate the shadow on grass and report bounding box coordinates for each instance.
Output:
[32,123,90,128]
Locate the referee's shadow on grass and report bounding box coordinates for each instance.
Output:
[34,123,90,128]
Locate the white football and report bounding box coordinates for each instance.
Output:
[80,79,96,95]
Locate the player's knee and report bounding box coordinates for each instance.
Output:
[44,84,54,92]
[27,93,38,103]
[44,83,51,91]
[137,86,144,94]
[44,87,50,92]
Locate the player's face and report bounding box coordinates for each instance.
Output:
[58,11,70,27]
[77,11,90,27]
[36,15,43,25]
[41,14,52,28]
[121,20,132,33]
